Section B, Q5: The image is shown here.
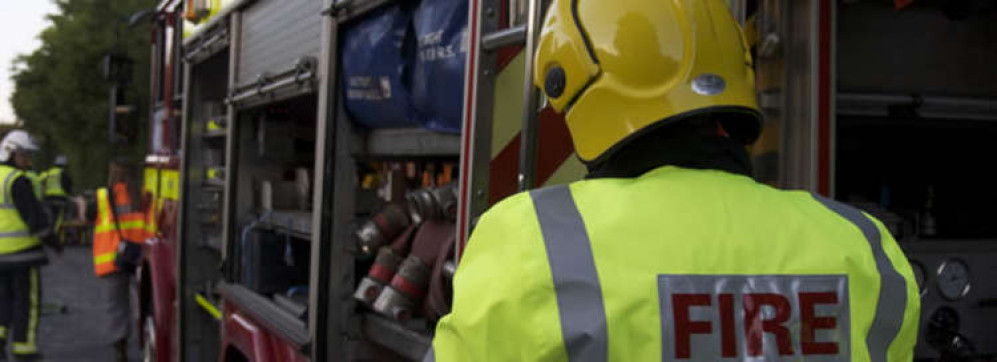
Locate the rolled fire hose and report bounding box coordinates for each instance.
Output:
[354,224,418,306]
[373,219,454,321]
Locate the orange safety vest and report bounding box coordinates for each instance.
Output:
[93,183,147,276]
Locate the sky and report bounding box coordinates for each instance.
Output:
[0,1,59,125]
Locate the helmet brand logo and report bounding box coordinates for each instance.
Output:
[692,74,727,96]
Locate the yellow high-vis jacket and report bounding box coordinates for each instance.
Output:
[430,166,919,362]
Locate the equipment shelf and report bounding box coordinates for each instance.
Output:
[204,129,227,139]
[257,210,313,241]
[219,283,311,352]
[359,128,461,158]
[204,178,226,188]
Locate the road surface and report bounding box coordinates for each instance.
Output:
[36,246,141,362]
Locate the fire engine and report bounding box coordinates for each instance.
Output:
[133,0,997,360]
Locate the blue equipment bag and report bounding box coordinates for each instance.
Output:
[411,0,469,133]
[342,5,418,129]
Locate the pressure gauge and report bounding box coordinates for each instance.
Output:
[936,259,971,301]
[910,260,927,296]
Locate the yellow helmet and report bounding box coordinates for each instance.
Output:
[534,0,763,163]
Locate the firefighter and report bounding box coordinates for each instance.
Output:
[428,1,919,361]
[92,159,145,362]
[40,155,72,244]
[0,130,61,361]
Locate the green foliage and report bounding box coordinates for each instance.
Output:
[10,0,153,191]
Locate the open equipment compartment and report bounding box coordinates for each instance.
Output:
[215,0,326,359]
[834,1,997,360]
[176,36,231,362]
[315,0,596,359]
[217,89,320,358]
[317,0,491,359]
[229,94,317,311]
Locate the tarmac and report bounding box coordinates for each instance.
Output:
[29,246,141,362]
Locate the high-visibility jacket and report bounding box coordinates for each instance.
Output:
[430,166,919,362]
[93,183,146,276]
[40,167,67,198]
[0,165,41,254]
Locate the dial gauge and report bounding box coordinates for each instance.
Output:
[936,259,971,301]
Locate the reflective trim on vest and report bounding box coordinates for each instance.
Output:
[814,195,908,362]
[113,220,145,232]
[42,168,68,198]
[0,166,39,254]
[422,346,435,362]
[95,252,116,265]
[94,206,145,235]
[0,231,31,238]
[529,185,608,362]
[93,188,119,276]
[0,169,19,208]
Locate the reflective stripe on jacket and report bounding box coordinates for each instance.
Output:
[40,167,67,198]
[112,182,147,241]
[430,166,919,362]
[93,183,146,276]
[0,165,41,254]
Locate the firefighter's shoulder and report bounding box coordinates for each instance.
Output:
[463,189,541,253]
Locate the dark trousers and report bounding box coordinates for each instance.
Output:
[103,272,132,343]
[0,266,40,356]
[43,199,67,244]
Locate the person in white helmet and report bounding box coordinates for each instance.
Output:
[0,130,61,361]
[39,155,72,245]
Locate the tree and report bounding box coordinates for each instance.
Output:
[10,0,152,190]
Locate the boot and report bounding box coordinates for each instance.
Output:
[9,341,41,362]
[114,338,128,362]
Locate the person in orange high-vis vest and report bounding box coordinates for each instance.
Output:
[92,184,145,276]
[93,160,145,362]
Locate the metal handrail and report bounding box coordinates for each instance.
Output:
[227,58,317,104]
[517,0,542,191]
[482,24,527,51]
[183,28,229,63]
